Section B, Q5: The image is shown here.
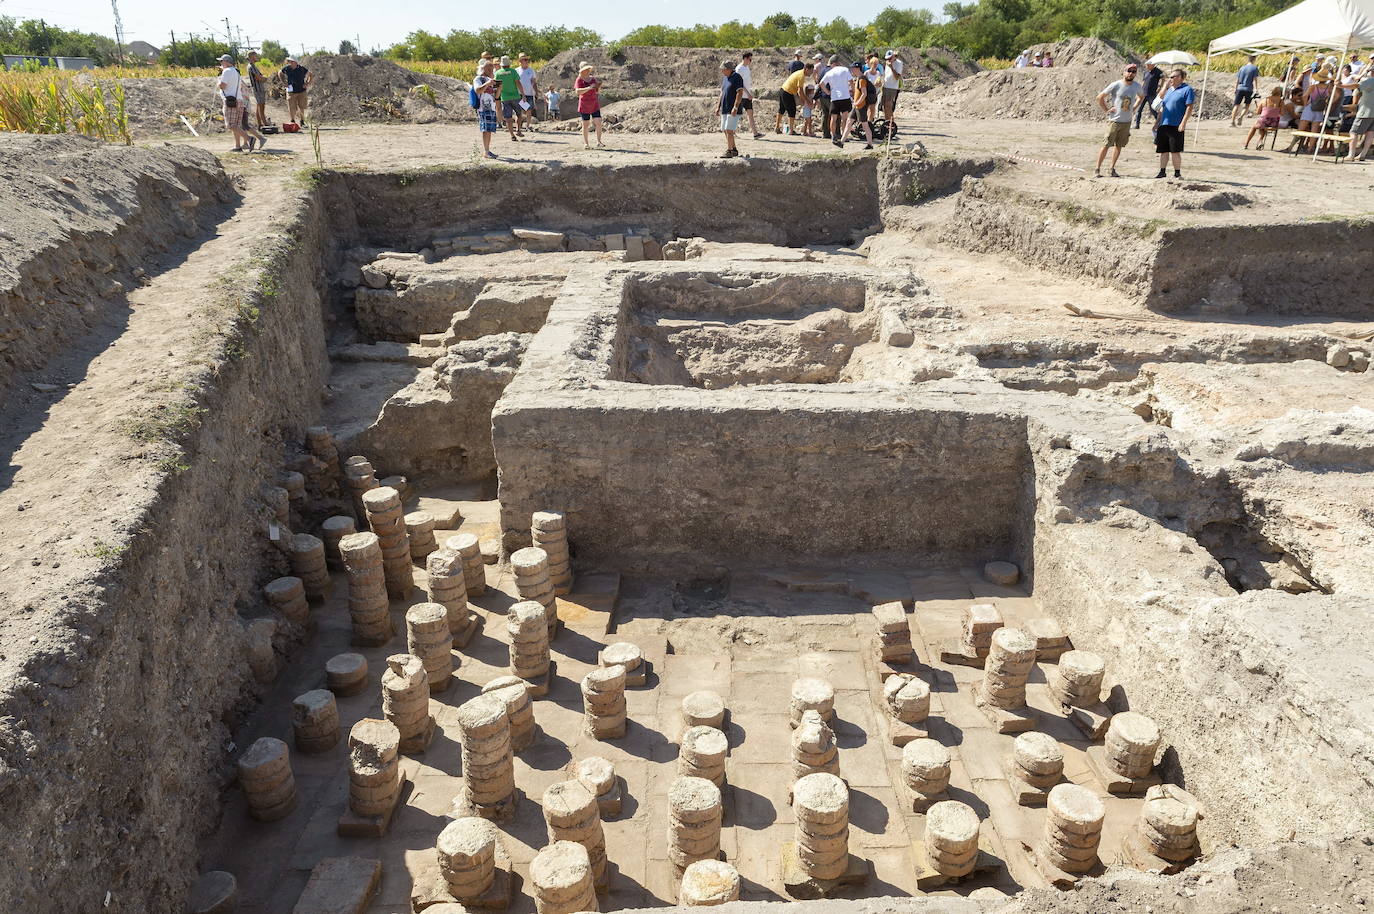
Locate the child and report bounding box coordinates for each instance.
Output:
[800,84,815,136]
[545,86,561,121]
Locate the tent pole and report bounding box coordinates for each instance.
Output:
[1312,39,1350,162]
[1195,49,1213,143]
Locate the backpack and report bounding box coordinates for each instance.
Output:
[469,85,480,110]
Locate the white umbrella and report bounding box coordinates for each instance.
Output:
[1148,50,1200,65]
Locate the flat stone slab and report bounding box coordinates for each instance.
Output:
[451,612,480,650]
[555,572,620,636]
[1069,703,1113,740]
[1002,757,1061,806]
[411,861,514,911]
[912,835,1001,890]
[449,787,520,822]
[337,773,410,838]
[292,857,382,914]
[1086,746,1161,796]
[939,640,986,669]
[976,699,1038,734]
[878,711,929,747]
[1028,843,1105,889]
[1120,829,1198,875]
[780,844,870,899]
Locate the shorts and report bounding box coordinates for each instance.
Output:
[548,108,560,120]
[801,106,813,118]
[252,85,267,105]
[478,108,498,133]
[1104,121,1131,147]
[524,94,535,108]
[1155,123,1185,153]
[778,93,797,117]
[1353,116,1374,135]
[830,98,853,114]
[502,100,520,118]
[720,113,741,132]
[740,97,753,110]
[856,103,872,122]
[882,86,900,108]
[579,109,601,120]
[1301,105,1320,122]
[1234,88,1255,106]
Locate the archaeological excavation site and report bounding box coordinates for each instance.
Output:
[1,132,1372,914]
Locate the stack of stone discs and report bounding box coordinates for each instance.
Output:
[960,604,1004,660]
[425,548,472,636]
[280,470,306,518]
[978,628,1037,710]
[1136,784,1200,862]
[530,841,596,914]
[1042,784,1104,874]
[872,601,913,662]
[792,772,850,881]
[406,602,454,693]
[363,487,412,599]
[599,642,644,685]
[381,654,432,754]
[1104,712,1161,780]
[543,780,607,887]
[581,665,627,739]
[1010,731,1063,792]
[339,532,391,646]
[575,757,620,816]
[306,425,341,478]
[347,718,401,818]
[532,511,573,596]
[406,511,438,561]
[1047,651,1106,709]
[682,691,726,730]
[436,817,501,903]
[380,474,411,502]
[512,547,557,635]
[679,860,740,907]
[447,533,486,597]
[883,674,930,725]
[321,516,356,571]
[343,456,378,525]
[325,652,368,696]
[902,739,951,805]
[923,800,980,879]
[291,689,340,753]
[457,694,515,816]
[264,576,309,625]
[288,533,331,602]
[791,709,840,780]
[481,675,536,751]
[678,725,728,786]
[507,600,550,685]
[789,678,835,728]
[668,776,722,873]
[237,737,296,822]
[1026,617,1070,661]
[262,483,290,527]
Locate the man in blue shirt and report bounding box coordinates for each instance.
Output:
[718,60,745,158]
[1154,69,1196,178]
[1232,54,1261,125]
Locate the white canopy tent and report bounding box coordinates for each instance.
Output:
[1193,0,1374,158]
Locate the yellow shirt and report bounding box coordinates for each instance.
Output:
[782,69,808,95]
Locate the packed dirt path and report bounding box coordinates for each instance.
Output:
[0,175,285,686]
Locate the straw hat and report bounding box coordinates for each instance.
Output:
[578,62,593,72]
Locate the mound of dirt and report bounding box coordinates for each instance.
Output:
[116,76,223,132]
[298,54,474,123]
[1022,36,1139,69]
[552,95,719,134]
[538,45,980,97]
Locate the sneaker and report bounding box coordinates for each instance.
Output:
[1174,170,1181,177]
[753,132,765,139]
[486,151,499,159]
[1093,170,1102,177]
[864,143,873,150]
[1155,169,1166,178]
[1110,169,1120,177]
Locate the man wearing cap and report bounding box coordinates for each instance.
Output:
[718,60,745,158]
[281,56,312,125]
[494,55,523,139]
[1095,63,1143,176]
[788,49,806,74]
[216,55,248,150]
[813,52,832,139]
[881,49,904,136]
[1232,54,1261,126]
[246,51,270,129]
[736,51,764,139]
[820,55,853,148]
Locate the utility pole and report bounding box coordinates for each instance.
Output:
[110,0,126,64]
[224,18,236,56]
[169,30,178,63]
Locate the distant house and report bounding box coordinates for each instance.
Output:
[2,55,96,70]
[125,40,161,61]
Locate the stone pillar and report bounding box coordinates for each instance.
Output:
[280,470,306,519]
[512,546,557,636]
[872,601,912,663]
[1047,650,1105,708]
[901,738,951,811]
[668,776,723,873]
[682,690,726,730]
[792,772,849,881]
[456,694,516,818]
[1104,712,1161,780]
[976,627,1038,731]
[447,532,486,596]
[532,510,573,596]
[406,602,455,692]
[264,575,309,624]
[575,757,621,817]
[347,718,401,819]
[238,736,296,822]
[1026,617,1070,661]
[262,483,290,528]
[321,515,356,570]
[306,426,341,478]
[883,674,930,725]
[481,675,536,752]
[679,860,740,906]
[1128,784,1200,867]
[425,547,476,645]
[507,600,551,693]
[678,725,728,786]
[382,653,434,754]
[791,709,840,781]
[288,533,331,602]
[292,688,341,753]
[325,652,368,696]
[1041,784,1104,875]
[599,641,645,685]
[436,817,501,903]
[922,800,980,879]
[406,510,438,561]
[343,456,378,525]
[339,531,392,646]
[531,841,597,914]
[381,474,411,502]
[581,665,627,740]
[961,603,1004,659]
[363,486,412,599]
[543,780,608,889]
[1008,731,1064,803]
[789,678,835,728]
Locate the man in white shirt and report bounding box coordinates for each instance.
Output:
[737,51,763,139]
[516,53,539,131]
[217,54,248,151]
[882,50,904,136]
[821,55,853,147]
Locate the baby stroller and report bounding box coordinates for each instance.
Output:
[846,113,895,143]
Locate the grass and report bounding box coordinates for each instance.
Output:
[0,70,130,141]
[977,50,1333,78]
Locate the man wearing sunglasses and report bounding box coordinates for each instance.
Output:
[1153,69,1196,178]
[1095,63,1145,177]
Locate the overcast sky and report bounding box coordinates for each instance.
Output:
[13,0,931,54]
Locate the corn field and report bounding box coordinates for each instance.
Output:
[0,71,131,142]
[398,59,548,82]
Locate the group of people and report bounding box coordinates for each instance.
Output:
[1092,61,1196,178]
[1235,51,1374,160]
[216,53,313,152]
[470,52,553,156]
[719,48,907,157]
[1013,49,1054,68]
